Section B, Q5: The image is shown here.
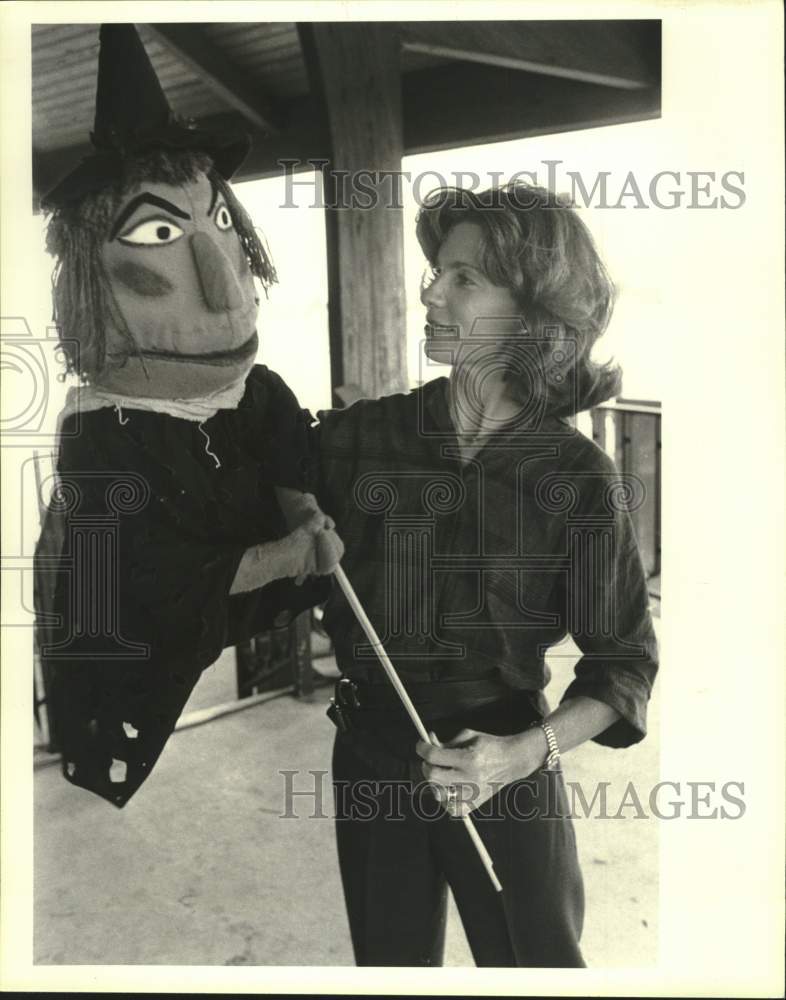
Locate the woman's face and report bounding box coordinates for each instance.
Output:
[420,221,522,366]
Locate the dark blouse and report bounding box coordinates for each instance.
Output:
[35,365,327,807]
[316,377,658,748]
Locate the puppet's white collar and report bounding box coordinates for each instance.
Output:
[59,373,249,428]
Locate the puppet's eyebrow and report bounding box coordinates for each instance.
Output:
[110,194,191,241]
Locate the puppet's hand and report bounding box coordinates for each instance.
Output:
[275,487,332,531]
[293,523,344,584]
[230,512,327,594]
[275,487,342,581]
[314,526,344,574]
[286,511,328,582]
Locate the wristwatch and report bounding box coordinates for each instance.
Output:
[538,719,561,771]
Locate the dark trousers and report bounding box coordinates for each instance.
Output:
[331,694,586,968]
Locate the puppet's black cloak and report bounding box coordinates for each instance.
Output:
[35,365,328,807]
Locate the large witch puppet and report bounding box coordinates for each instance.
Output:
[36,24,342,808]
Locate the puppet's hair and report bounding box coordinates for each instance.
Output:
[212,172,277,290]
[45,148,276,380]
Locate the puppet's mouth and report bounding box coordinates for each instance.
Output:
[138,331,259,366]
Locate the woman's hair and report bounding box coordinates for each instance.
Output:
[44,148,276,380]
[416,182,621,416]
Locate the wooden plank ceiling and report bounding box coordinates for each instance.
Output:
[32,20,660,200]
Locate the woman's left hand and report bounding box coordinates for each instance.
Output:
[415,727,546,818]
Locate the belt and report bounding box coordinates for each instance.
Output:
[327,673,527,733]
[343,663,456,684]
[327,676,544,782]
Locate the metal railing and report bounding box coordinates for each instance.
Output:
[590,398,661,587]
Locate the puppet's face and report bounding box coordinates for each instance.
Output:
[95,171,259,399]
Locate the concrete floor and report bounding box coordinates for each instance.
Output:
[34,618,660,968]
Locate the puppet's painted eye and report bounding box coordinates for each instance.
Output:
[214,203,233,232]
[118,218,185,246]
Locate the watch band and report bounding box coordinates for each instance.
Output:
[539,719,561,771]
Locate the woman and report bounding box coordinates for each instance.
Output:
[315,182,658,967]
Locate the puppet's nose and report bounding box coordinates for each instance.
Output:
[190,232,245,312]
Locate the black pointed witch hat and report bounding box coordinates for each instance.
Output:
[42,24,251,208]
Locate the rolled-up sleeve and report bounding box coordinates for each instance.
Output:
[559,476,659,748]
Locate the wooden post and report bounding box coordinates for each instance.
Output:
[306,23,408,401]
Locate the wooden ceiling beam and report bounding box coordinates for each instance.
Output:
[144,23,283,135]
[401,63,661,156]
[232,64,660,184]
[33,63,661,207]
[401,20,659,91]
[211,100,330,182]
